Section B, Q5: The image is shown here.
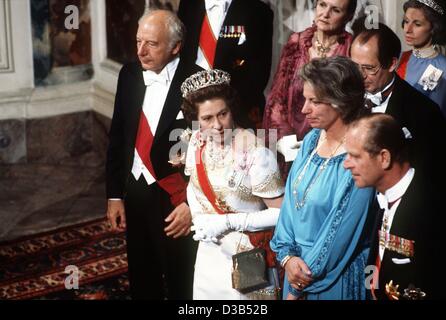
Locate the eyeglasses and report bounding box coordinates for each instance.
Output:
[355,63,382,76]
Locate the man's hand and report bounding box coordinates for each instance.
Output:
[164,202,192,238]
[106,199,126,232]
[285,257,313,291]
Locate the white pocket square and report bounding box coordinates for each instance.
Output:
[392,258,411,265]
[176,110,184,120]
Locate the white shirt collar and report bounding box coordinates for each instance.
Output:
[365,76,395,107]
[142,57,180,86]
[205,0,232,12]
[377,168,415,209]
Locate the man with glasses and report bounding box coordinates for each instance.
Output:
[350,19,446,186]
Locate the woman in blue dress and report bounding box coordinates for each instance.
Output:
[270,56,375,300]
[397,0,446,117]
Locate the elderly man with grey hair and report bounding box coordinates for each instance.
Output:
[105,9,200,299]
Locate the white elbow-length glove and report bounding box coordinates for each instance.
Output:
[191,208,280,243]
[276,136,303,163]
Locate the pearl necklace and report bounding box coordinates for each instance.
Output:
[413,45,438,59]
[293,135,345,209]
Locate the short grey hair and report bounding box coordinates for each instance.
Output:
[138,9,186,50]
[299,56,368,124]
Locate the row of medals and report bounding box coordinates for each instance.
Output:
[220,26,244,39]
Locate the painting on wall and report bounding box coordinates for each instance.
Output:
[49,0,92,67]
[31,0,92,85]
[31,0,52,85]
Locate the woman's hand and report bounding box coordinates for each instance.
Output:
[285,257,313,291]
[191,214,229,242]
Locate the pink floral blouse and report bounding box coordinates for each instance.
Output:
[263,25,353,141]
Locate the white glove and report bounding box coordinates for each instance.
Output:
[277,135,302,162]
[227,208,280,232]
[191,208,280,243]
[191,214,229,243]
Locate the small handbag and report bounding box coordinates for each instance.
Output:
[231,247,269,294]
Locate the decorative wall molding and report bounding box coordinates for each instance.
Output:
[0,0,14,73]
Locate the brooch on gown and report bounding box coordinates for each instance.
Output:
[418,64,443,91]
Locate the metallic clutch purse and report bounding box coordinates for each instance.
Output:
[231,248,269,294]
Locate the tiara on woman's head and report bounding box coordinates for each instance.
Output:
[181,69,231,98]
[416,0,444,15]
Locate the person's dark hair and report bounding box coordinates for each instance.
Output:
[352,113,410,165]
[299,56,368,124]
[346,0,358,20]
[402,0,446,45]
[313,0,358,23]
[351,17,402,68]
[181,84,248,128]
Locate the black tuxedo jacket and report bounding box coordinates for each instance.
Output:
[178,0,273,114]
[367,173,443,299]
[386,75,446,183]
[106,60,201,199]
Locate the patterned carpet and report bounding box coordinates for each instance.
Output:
[0,218,129,300]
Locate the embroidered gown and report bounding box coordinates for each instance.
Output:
[185,130,284,300]
[270,129,375,300]
[397,51,446,117]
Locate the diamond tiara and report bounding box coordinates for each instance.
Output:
[181,69,231,98]
[417,0,445,15]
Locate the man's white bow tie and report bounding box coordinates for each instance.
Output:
[377,193,402,210]
[365,91,383,106]
[205,0,229,11]
[143,71,168,86]
[376,193,388,210]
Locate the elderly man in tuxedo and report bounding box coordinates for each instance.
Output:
[177,0,273,128]
[105,9,199,300]
[344,113,443,300]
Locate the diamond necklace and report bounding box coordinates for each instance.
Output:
[293,135,345,209]
[205,136,232,170]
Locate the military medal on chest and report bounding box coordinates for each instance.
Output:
[220,25,245,39]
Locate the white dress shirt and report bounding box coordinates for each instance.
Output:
[368,77,395,114]
[196,0,232,70]
[376,168,415,260]
[131,57,180,186]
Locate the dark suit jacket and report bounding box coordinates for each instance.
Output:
[178,0,273,116]
[386,75,446,184]
[367,172,443,300]
[106,60,201,199]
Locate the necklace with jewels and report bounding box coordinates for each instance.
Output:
[413,45,438,59]
[314,33,338,58]
[204,136,233,170]
[293,135,345,209]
